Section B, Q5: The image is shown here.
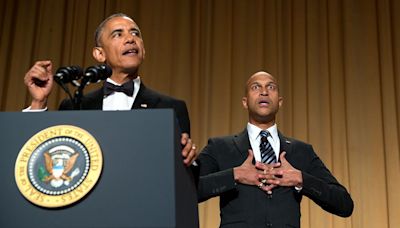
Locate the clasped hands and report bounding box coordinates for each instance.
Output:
[233,149,303,194]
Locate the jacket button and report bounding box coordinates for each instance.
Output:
[266,222,272,227]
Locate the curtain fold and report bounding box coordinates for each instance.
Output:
[1,0,399,227]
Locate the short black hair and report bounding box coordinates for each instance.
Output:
[94,13,132,47]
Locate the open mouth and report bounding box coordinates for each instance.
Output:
[258,99,270,106]
[122,48,139,55]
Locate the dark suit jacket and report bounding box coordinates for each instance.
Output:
[196,129,353,228]
[58,83,190,135]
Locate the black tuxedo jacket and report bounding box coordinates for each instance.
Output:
[196,129,353,228]
[58,83,190,135]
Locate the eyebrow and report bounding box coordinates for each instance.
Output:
[110,27,141,35]
[249,81,276,85]
[249,82,261,86]
[110,28,123,34]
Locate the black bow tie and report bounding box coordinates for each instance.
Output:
[103,80,134,97]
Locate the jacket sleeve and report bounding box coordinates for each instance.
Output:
[58,98,74,110]
[172,99,190,136]
[196,138,238,202]
[297,144,354,217]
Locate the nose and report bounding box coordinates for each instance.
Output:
[125,33,136,44]
[260,87,268,96]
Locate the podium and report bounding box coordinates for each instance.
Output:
[0,110,198,228]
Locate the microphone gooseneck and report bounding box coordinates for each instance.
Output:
[54,64,112,110]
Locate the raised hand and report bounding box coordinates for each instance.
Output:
[24,60,54,109]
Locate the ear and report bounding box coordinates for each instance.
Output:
[242,97,248,109]
[142,46,146,60]
[278,96,283,108]
[92,47,106,63]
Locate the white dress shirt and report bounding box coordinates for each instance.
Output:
[248,123,303,191]
[247,123,280,162]
[102,77,141,111]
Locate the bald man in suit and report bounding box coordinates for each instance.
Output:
[196,71,353,227]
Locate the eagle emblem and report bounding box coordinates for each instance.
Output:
[39,145,81,188]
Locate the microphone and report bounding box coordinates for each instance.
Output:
[82,64,112,85]
[54,66,83,84]
[54,64,112,110]
[54,66,83,101]
[74,64,112,110]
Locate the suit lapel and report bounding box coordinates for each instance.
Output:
[278,131,292,162]
[232,129,293,164]
[82,88,103,110]
[132,83,160,109]
[233,129,251,161]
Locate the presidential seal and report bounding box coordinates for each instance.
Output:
[15,125,103,208]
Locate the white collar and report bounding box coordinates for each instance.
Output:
[106,76,141,86]
[247,122,279,142]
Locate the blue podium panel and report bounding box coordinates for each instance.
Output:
[0,110,198,228]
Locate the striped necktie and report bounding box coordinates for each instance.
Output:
[260,130,276,164]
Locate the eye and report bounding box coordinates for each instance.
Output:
[131,30,141,37]
[267,84,277,91]
[251,84,260,91]
[111,32,122,38]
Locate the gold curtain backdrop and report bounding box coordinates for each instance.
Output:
[1,0,399,227]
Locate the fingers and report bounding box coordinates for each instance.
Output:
[32,60,52,77]
[257,172,280,187]
[180,133,197,166]
[254,161,282,193]
[180,134,191,157]
[256,163,278,177]
[261,184,277,194]
[25,60,53,86]
[256,161,280,169]
[279,151,287,162]
[36,60,52,67]
[245,149,254,162]
[256,180,277,194]
[181,133,189,145]
[183,143,197,166]
[24,60,54,109]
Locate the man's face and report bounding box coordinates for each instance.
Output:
[94,16,145,74]
[242,72,283,124]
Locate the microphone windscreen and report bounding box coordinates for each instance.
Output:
[85,64,112,83]
[54,66,83,84]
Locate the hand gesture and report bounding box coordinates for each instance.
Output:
[255,160,281,193]
[181,133,198,166]
[263,152,303,188]
[24,60,54,109]
[233,149,277,194]
[233,150,259,185]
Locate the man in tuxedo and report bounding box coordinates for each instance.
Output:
[196,71,354,227]
[24,13,196,166]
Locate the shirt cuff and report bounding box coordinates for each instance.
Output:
[22,106,48,112]
[294,186,303,192]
